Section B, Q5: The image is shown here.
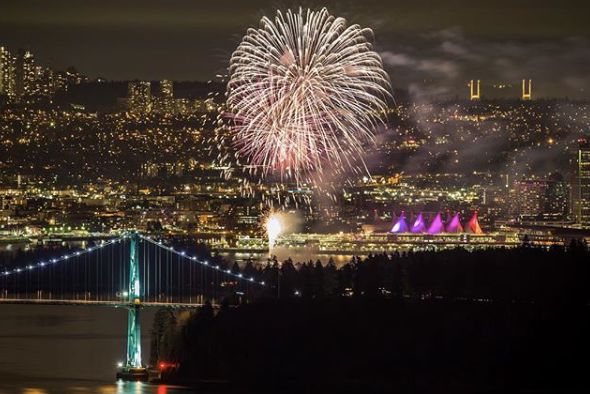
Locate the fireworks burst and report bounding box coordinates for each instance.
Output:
[226,7,391,183]
[264,212,283,253]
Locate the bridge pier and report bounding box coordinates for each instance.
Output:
[126,304,142,368]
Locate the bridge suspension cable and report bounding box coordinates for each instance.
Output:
[138,234,265,286]
[0,232,265,305]
[1,235,129,278]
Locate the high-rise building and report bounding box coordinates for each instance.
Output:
[153,80,174,114]
[575,140,590,228]
[32,65,46,96]
[0,46,16,100]
[512,179,549,218]
[544,173,569,219]
[15,49,37,101]
[65,66,87,85]
[53,71,69,93]
[511,175,570,221]
[160,80,173,98]
[127,81,152,115]
[0,46,8,95]
[2,46,72,103]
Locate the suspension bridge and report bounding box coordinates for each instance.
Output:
[0,232,265,379]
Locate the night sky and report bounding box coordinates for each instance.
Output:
[1,0,588,98]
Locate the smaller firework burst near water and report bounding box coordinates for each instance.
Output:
[264,214,283,253]
[226,7,391,184]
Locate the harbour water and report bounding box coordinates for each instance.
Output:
[0,304,192,394]
[0,240,354,393]
[0,240,358,268]
[217,245,358,266]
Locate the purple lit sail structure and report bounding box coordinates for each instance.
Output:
[445,211,452,227]
[389,211,483,234]
[445,213,463,233]
[391,212,409,233]
[411,213,427,233]
[427,213,444,234]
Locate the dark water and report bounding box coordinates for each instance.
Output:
[0,305,192,394]
[218,246,358,266]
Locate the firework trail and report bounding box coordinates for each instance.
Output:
[226,7,391,184]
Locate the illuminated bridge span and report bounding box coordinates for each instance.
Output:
[0,232,265,377]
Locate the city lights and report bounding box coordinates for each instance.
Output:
[0,2,587,391]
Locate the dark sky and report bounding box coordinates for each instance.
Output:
[1,0,589,98]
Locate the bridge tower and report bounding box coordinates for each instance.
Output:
[522,79,532,100]
[126,232,142,368]
[469,80,480,100]
[117,232,147,380]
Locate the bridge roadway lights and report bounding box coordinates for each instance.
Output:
[116,232,148,381]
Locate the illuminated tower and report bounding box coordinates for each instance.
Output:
[522,79,532,100]
[469,80,480,100]
[0,47,17,101]
[160,80,173,98]
[126,232,142,368]
[156,80,174,114]
[0,47,7,96]
[127,81,152,115]
[512,179,548,218]
[14,49,36,101]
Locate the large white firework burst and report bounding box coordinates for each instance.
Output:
[226,7,391,183]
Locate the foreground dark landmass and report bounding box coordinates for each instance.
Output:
[150,244,590,392]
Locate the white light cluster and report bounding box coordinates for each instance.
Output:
[138,234,265,287]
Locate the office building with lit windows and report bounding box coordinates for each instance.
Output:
[127,81,152,115]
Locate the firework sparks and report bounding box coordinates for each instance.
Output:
[226,7,391,183]
[264,212,283,253]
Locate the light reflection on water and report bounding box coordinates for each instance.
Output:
[219,246,359,266]
[0,304,195,394]
[12,382,191,394]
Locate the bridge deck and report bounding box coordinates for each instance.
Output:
[0,298,212,308]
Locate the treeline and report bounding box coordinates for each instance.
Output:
[150,300,589,391]
[149,244,590,391]
[244,241,589,305]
